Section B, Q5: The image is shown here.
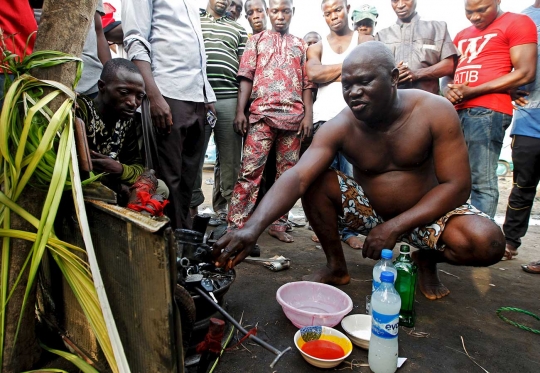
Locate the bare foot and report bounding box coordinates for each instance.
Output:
[344,236,363,250]
[311,234,320,243]
[302,265,350,285]
[412,251,450,300]
[268,229,294,243]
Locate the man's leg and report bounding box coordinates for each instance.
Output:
[268,129,300,242]
[227,121,275,229]
[413,213,505,300]
[302,170,350,285]
[458,108,510,218]
[161,98,206,229]
[213,97,243,215]
[190,123,213,217]
[503,135,540,256]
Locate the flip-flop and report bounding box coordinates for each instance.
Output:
[287,219,306,228]
[311,234,319,243]
[501,247,518,261]
[522,261,540,274]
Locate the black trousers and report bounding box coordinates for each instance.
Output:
[159,98,205,229]
[503,135,540,249]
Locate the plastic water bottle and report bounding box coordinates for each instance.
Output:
[372,249,397,293]
[369,271,401,373]
[394,244,418,327]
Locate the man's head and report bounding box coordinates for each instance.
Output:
[245,0,267,34]
[227,0,244,20]
[342,42,399,122]
[464,0,501,30]
[97,59,145,121]
[391,0,417,23]
[267,0,294,35]
[321,0,350,34]
[207,0,232,18]
[304,31,322,46]
[351,4,378,35]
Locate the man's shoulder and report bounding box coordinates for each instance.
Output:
[403,89,453,114]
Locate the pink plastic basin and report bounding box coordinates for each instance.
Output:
[276,281,353,328]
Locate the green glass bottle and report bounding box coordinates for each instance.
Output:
[393,244,417,327]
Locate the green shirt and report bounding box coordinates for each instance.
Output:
[200,10,248,99]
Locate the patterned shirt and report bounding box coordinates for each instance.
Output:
[376,13,458,95]
[237,30,315,131]
[200,10,248,98]
[78,96,144,184]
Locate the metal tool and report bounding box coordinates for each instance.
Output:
[194,287,291,368]
[201,278,218,303]
[244,256,290,272]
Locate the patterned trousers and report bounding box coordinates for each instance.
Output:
[228,120,300,230]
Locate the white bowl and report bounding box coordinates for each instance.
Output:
[276,281,353,328]
[294,326,353,369]
[340,314,371,349]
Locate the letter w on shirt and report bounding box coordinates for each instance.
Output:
[458,33,497,63]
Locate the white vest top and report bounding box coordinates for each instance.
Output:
[313,31,358,123]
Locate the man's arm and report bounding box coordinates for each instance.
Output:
[402,56,456,83]
[362,95,471,259]
[298,88,314,140]
[95,12,111,64]
[233,78,253,135]
[306,41,342,83]
[123,0,173,133]
[445,43,537,104]
[213,115,344,267]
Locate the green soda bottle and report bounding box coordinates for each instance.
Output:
[393,244,417,327]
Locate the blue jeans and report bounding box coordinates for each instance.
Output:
[458,107,512,218]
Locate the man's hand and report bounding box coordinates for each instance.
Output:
[510,89,529,108]
[234,112,250,135]
[212,228,258,269]
[397,61,416,84]
[445,81,474,104]
[148,93,173,133]
[90,151,123,174]
[205,102,217,117]
[362,221,401,260]
[298,117,313,142]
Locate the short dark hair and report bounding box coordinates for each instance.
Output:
[322,0,347,6]
[100,58,141,82]
[245,0,267,12]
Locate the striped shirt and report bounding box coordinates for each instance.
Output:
[200,10,248,99]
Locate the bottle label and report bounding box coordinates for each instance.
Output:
[372,280,381,293]
[372,310,399,339]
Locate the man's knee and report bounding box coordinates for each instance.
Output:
[302,169,339,202]
[444,216,505,266]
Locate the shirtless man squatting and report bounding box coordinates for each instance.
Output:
[213,42,505,300]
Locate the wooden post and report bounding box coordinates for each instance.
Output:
[1,1,97,371]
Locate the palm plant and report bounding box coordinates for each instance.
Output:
[1,45,129,372]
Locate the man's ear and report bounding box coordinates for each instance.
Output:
[97,79,106,92]
[391,67,400,86]
[346,4,350,13]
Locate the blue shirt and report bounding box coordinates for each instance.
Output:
[511,6,540,139]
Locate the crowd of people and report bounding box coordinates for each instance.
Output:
[2,0,540,297]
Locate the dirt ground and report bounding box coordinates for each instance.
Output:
[198,169,540,373]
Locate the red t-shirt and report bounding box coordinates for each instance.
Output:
[453,12,537,115]
[0,2,38,64]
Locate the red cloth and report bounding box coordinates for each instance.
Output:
[453,12,537,116]
[237,30,315,131]
[0,2,37,63]
[228,121,300,230]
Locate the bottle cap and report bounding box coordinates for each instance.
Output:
[380,271,395,283]
[400,244,410,254]
[381,249,393,259]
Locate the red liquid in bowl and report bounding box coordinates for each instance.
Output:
[301,340,345,359]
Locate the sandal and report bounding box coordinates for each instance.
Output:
[501,246,519,261]
[522,260,540,274]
